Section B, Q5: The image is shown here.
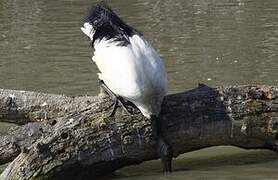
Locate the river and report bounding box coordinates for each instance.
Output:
[0,0,278,179]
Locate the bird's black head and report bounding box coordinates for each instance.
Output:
[85,3,135,46]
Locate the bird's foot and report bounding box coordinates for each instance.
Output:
[108,96,134,117]
[98,80,136,116]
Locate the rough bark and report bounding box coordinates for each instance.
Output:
[0,85,277,180]
[0,89,100,124]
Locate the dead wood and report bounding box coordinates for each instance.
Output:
[0,85,277,180]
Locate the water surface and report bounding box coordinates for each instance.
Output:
[0,0,278,179]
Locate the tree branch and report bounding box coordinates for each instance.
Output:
[0,89,100,124]
[0,85,277,180]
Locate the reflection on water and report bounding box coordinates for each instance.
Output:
[0,0,278,179]
[112,146,278,180]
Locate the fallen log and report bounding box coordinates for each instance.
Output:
[0,85,277,180]
[0,89,100,124]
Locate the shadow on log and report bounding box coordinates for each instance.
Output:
[0,85,277,179]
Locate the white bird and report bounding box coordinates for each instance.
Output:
[81,8,167,119]
[81,3,172,173]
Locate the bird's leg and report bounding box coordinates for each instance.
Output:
[151,115,173,174]
[98,80,117,99]
[98,80,133,116]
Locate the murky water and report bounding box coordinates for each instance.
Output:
[0,0,278,179]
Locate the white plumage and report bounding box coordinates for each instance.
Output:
[81,4,173,173]
[81,9,167,119]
